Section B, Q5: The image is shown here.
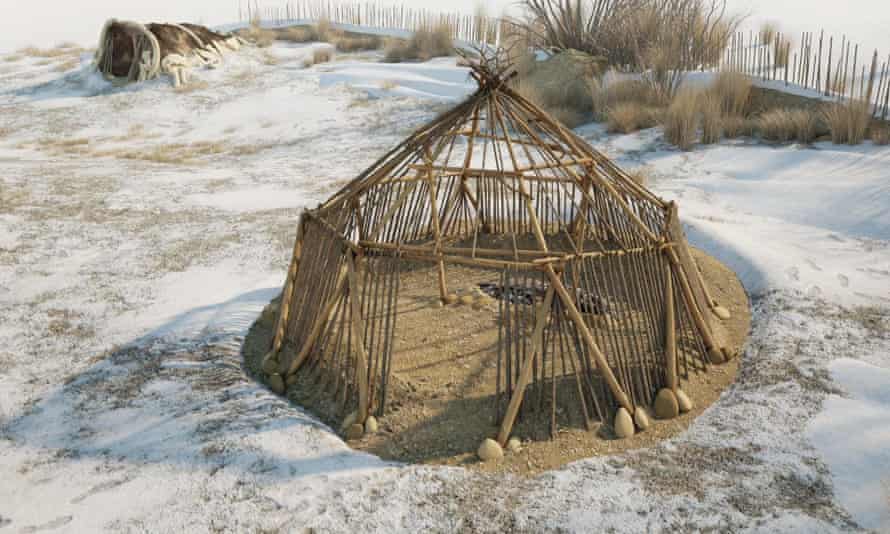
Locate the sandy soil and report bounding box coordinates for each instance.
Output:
[244,245,750,475]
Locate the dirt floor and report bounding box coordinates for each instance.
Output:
[244,243,751,476]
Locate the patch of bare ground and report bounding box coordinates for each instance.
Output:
[244,243,750,476]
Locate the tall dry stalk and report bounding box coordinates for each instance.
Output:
[700,94,723,143]
[823,101,871,144]
[709,70,751,115]
[663,88,699,149]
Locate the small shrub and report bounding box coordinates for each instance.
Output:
[709,71,751,116]
[663,89,699,150]
[823,101,870,145]
[606,103,659,133]
[592,78,662,119]
[872,125,890,146]
[758,109,818,144]
[384,24,453,62]
[700,95,723,144]
[334,34,383,52]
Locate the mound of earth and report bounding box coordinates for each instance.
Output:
[243,246,750,476]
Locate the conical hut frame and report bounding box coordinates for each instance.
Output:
[261,57,734,444]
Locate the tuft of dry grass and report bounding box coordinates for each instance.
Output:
[334,34,384,52]
[722,114,756,139]
[663,89,699,150]
[822,101,871,145]
[384,24,453,62]
[758,109,818,144]
[3,54,24,63]
[700,94,723,144]
[17,46,78,58]
[606,103,659,133]
[173,79,210,93]
[872,125,890,146]
[709,71,751,116]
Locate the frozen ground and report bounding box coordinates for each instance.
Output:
[1,40,889,533]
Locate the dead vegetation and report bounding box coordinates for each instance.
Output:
[384,24,454,62]
[238,20,385,53]
[823,101,871,145]
[758,109,818,144]
[663,88,699,149]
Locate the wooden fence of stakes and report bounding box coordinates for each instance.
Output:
[260,54,736,453]
[240,0,890,120]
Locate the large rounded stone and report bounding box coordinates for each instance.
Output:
[477,438,504,462]
[459,295,475,306]
[364,415,379,434]
[443,294,458,305]
[614,407,634,438]
[506,437,522,453]
[285,373,299,387]
[268,373,285,395]
[654,388,679,419]
[708,347,725,365]
[712,305,731,320]
[260,303,277,325]
[676,389,693,413]
[633,407,651,431]
[339,411,358,433]
[345,423,365,441]
[261,353,280,375]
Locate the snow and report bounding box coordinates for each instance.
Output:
[1,32,889,533]
[810,359,890,532]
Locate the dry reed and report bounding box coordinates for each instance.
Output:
[384,24,453,62]
[709,71,751,116]
[823,101,871,145]
[663,89,699,150]
[699,94,723,144]
[872,125,890,146]
[758,109,818,144]
[606,103,659,133]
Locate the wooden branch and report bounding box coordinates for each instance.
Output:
[664,264,677,391]
[346,252,370,422]
[283,266,348,376]
[666,248,722,362]
[496,286,555,445]
[545,264,633,413]
[366,180,419,242]
[267,216,306,359]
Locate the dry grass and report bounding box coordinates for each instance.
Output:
[700,94,723,144]
[591,78,662,119]
[606,103,659,133]
[3,54,23,63]
[823,101,871,145]
[663,89,699,150]
[872,125,890,146]
[17,46,80,58]
[173,79,210,93]
[709,71,751,116]
[758,109,818,144]
[384,24,453,62]
[334,34,384,52]
[722,114,756,139]
[261,51,279,66]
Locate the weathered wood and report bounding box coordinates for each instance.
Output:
[346,252,370,422]
[496,286,555,445]
[283,266,348,376]
[664,265,677,391]
[545,264,633,413]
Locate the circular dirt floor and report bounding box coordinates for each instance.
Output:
[243,246,750,476]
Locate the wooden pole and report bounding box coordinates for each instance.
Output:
[346,252,370,422]
[664,265,677,391]
[665,249,723,364]
[283,266,348,375]
[544,264,633,413]
[495,286,555,445]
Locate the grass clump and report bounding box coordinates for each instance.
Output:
[872,125,890,146]
[699,94,723,144]
[758,109,818,144]
[709,71,752,116]
[722,114,756,139]
[823,101,871,145]
[663,89,699,150]
[606,103,659,133]
[302,48,333,67]
[384,24,453,62]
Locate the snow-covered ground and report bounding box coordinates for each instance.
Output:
[1,39,889,533]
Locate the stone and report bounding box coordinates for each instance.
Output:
[364,415,378,434]
[676,389,693,413]
[506,437,522,453]
[261,353,280,375]
[459,295,475,306]
[443,294,458,305]
[260,303,277,325]
[268,373,285,395]
[712,305,731,320]
[722,347,737,361]
[633,407,651,431]
[654,388,679,419]
[345,423,364,441]
[614,407,634,439]
[285,373,299,387]
[477,438,504,462]
[339,411,358,433]
[708,347,725,365]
